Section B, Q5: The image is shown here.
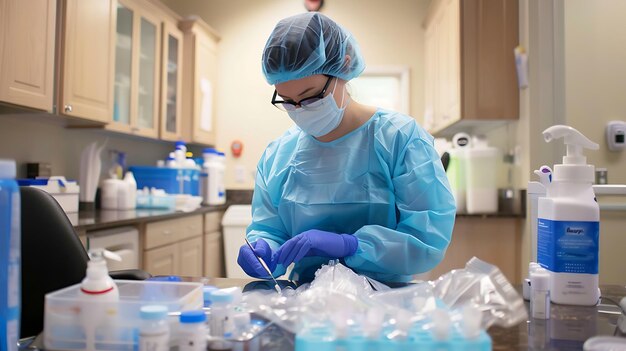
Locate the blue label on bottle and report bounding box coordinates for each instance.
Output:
[537,219,599,274]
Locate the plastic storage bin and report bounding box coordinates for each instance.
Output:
[17,176,80,213]
[44,280,203,351]
[129,166,199,196]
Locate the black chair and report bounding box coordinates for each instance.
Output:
[20,187,151,338]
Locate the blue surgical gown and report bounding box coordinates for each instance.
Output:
[246,109,456,282]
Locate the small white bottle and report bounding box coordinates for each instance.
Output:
[178,310,207,351]
[174,141,187,167]
[200,148,216,205]
[216,152,226,204]
[166,154,177,168]
[209,289,235,350]
[139,305,169,351]
[531,269,550,319]
[204,150,226,205]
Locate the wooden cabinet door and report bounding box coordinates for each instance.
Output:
[179,236,203,277]
[204,231,224,278]
[59,0,116,122]
[191,30,217,145]
[160,19,184,141]
[181,18,219,146]
[109,0,160,138]
[144,243,178,276]
[0,0,56,111]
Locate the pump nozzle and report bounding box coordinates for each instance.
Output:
[542,125,598,165]
[88,248,122,262]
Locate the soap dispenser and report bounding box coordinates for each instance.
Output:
[536,125,600,306]
[79,249,121,351]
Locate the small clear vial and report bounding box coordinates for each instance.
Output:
[531,269,550,319]
[139,305,170,351]
[178,310,208,351]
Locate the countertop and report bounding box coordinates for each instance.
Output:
[71,204,229,231]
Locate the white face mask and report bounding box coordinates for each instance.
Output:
[287,79,347,137]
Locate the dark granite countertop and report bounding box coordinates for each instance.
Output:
[72,204,229,231]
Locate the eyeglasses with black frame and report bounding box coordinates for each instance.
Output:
[271,76,333,112]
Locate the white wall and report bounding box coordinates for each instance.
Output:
[0,113,202,180]
[162,0,431,189]
[564,0,626,184]
[563,0,626,285]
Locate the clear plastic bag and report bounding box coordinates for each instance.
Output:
[242,257,527,335]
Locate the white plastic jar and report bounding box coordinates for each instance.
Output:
[178,310,207,351]
[209,289,235,350]
[139,305,169,351]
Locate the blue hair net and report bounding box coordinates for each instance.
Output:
[262,12,366,85]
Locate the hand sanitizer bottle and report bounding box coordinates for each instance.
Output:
[537,125,600,306]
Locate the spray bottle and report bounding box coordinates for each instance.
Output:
[536,125,600,306]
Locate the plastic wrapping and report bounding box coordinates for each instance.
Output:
[242,257,526,339]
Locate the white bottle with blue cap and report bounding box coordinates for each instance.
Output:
[209,289,235,349]
[537,125,600,306]
[139,305,169,351]
[178,310,207,351]
[0,159,20,351]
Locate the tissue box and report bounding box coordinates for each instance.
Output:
[18,177,80,213]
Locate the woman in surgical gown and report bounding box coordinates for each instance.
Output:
[237,12,456,283]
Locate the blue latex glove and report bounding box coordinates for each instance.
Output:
[237,239,277,279]
[276,230,358,267]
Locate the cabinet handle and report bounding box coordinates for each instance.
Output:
[64,105,73,113]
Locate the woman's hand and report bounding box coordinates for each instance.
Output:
[276,230,358,267]
[237,239,277,278]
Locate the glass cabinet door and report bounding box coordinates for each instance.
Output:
[113,4,133,126]
[165,33,179,135]
[137,17,157,130]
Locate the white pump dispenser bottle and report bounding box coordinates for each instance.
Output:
[537,125,600,306]
[79,249,122,351]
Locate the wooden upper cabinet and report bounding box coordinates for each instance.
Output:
[159,18,184,142]
[423,0,519,136]
[107,0,161,138]
[0,0,56,111]
[58,0,116,123]
[180,17,220,146]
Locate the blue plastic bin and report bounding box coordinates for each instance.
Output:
[130,166,199,196]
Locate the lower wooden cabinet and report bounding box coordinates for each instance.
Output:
[179,236,203,277]
[427,217,522,283]
[144,236,203,276]
[204,231,224,278]
[144,242,178,276]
